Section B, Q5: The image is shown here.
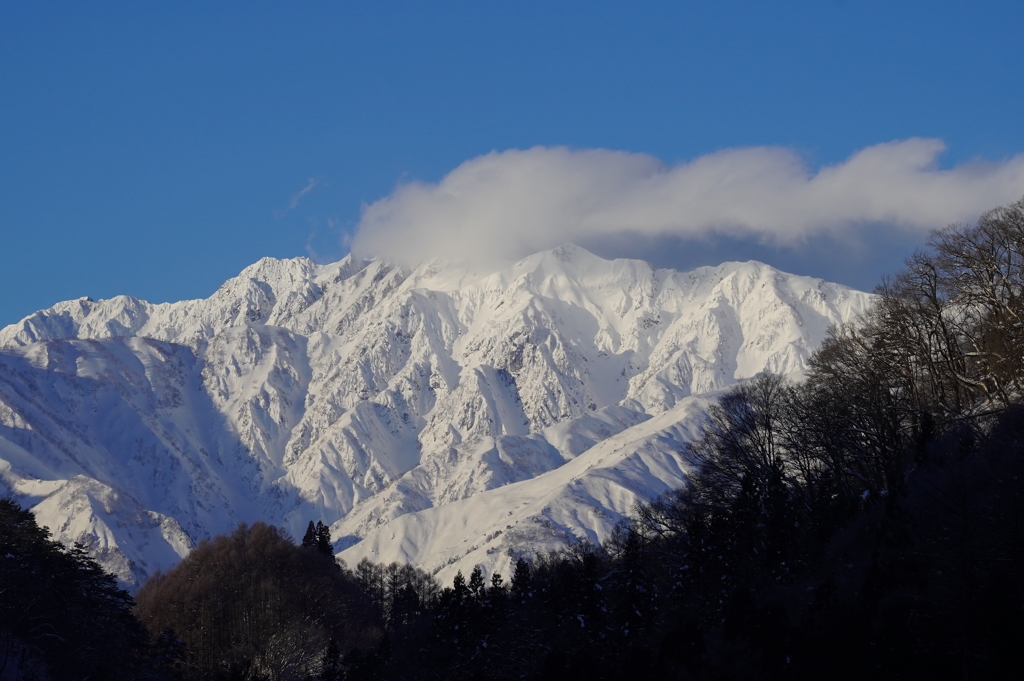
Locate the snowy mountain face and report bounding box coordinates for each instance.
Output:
[0,245,872,587]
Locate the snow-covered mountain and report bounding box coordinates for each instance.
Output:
[0,245,872,587]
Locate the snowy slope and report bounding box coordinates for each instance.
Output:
[338,396,713,586]
[0,245,872,586]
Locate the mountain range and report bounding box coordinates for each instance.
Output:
[0,244,872,587]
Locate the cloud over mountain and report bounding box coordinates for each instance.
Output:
[350,140,1024,265]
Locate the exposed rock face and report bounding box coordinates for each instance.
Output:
[0,245,872,587]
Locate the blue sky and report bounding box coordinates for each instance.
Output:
[2,1,1024,327]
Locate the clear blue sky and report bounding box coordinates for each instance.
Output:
[2,1,1023,326]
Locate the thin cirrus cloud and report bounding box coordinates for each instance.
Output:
[349,139,1024,267]
[275,177,322,217]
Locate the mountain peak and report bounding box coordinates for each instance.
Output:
[0,249,873,588]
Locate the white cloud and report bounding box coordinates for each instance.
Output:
[276,177,322,217]
[349,140,1024,266]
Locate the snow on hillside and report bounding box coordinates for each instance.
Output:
[0,245,873,587]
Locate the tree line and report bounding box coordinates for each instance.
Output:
[2,197,1023,679]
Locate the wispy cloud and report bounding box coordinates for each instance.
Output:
[276,177,322,217]
[349,140,1024,267]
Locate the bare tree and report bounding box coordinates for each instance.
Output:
[876,196,1024,410]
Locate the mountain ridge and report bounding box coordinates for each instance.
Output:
[0,245,873,587]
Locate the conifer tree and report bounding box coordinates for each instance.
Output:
[510,557,532,601]
[488,572,507,614]
[468,564,486,600]
[452,570,468,602]
[302,520,317,548]
[316,520,334,556]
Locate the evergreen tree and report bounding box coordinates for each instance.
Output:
[316,520,334,556]
[468,564,486,600]
[302,520,317,548]
[510,557,532,601]
[452,570,468,602]
[488,572,507,613]
[489,571,504,592]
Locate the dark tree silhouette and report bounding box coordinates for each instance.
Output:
[316,520,334,556]
[302,520,318,549]
[135,522,378,680]
[0,497,154,681]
